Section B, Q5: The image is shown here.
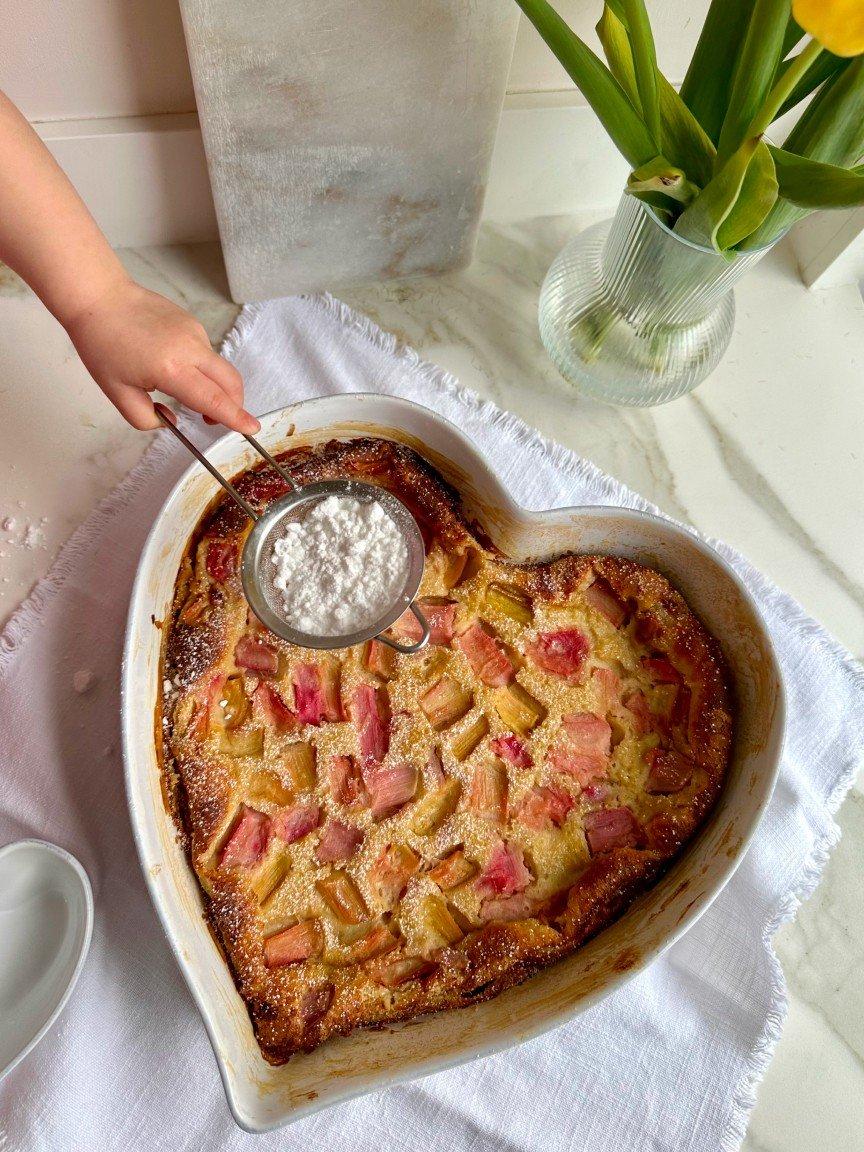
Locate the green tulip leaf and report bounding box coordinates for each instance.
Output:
[741,56,864,247]
[717,0,790,164]
[627,157,699,206]
[680,0,753,144]
[596,3,640,110]
[716,141,778,249]
[597,3,716,189]
[770,146,864,208]
[514,0,657,169]
[657,76,717,189]
[782,56,864,167]
[675,137,765,250]
[621,0,661,147]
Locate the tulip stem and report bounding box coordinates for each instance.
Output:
[749,38,823,140]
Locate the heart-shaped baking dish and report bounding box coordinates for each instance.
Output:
[123,395,785,1132]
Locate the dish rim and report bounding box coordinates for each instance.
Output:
[122,394,786,1131]
[0,837,94,1082]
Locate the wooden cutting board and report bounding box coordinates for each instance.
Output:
[179,0,519,302]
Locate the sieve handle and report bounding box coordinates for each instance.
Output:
[241,432,298,491]
[155,403,260,523]
[375,602,430,655]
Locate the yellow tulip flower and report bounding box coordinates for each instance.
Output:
[793,0,864,57]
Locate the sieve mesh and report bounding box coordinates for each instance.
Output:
[241,481,427,650]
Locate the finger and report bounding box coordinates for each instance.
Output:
[197,353,254,431]
[101,380,161,431]
[198,350,245,409]
[163,364,260,435]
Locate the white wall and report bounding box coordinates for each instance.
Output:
[0,0,195,121]
[2,1,709,122]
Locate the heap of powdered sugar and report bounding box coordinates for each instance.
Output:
[269,494,409,636]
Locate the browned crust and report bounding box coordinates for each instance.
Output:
[158,436,733,1064]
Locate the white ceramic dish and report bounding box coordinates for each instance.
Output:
[122,395,785,1132]
[0,839,93,1081]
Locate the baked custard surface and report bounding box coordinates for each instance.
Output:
[159,437,733,1063]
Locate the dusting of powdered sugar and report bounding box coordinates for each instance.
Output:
[1,511,48,551]
[269,494,409,636]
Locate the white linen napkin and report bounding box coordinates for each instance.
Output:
[1,294,862,1152]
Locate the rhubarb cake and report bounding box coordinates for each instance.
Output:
[159,436,733,1063]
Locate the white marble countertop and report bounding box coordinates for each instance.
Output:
[1,214,862,1150]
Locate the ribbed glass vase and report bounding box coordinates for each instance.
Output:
[538,194,776,406]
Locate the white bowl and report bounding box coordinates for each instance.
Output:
[0,839,93,1081]
[122,395,785,1132]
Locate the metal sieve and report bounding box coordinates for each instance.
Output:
[155,404,430,653]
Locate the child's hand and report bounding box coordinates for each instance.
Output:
[0,92,257,434]
[65,278,260,434]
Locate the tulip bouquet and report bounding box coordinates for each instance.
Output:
[515,0,864,252]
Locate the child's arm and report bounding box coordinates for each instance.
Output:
[0,90,259,434]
